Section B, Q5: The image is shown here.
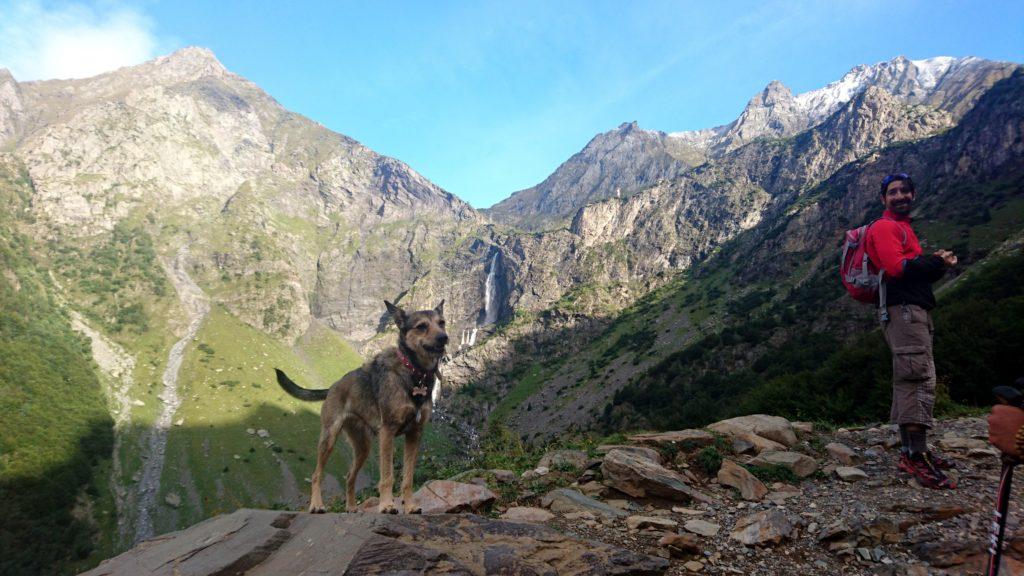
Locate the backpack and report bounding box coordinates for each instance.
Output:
[840,218,906,321]
[840,220,883,304]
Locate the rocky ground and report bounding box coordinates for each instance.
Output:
[464,415,1023,575]
[91,415,1023,575]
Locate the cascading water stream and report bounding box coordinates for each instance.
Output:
[483,252,499,325]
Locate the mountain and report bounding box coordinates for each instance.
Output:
[446,67,1024,444]
[490,56,1018,230]
[0,46,489,571]
[485,121,699,230]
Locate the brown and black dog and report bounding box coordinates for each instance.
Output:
[275,300,447,514]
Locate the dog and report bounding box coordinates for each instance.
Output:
[275,299,447,514]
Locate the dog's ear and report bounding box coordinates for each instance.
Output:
[384,300,407,329]
[434,299,445,316]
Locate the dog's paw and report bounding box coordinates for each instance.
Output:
[405,507,422,515]
[308,506,326,514]
[378,504,398,515]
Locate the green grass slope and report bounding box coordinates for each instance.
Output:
[0,159,115,576]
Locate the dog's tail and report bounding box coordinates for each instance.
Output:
[275,368,329,401]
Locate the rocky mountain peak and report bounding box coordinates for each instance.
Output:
[617,121,641,133]
[146,46,228,83]
[757,80,794,105]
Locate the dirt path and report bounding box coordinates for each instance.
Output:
[134,246,210,543]
[69,311,136,546]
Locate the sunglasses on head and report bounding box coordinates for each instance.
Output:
[881,173,910,189]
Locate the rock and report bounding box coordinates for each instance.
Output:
[717,460,768,501]
[579,480,605,497]
[748,451,818,477]
[174,418,184,426]
[534,466,550,476]
[538,449,589,471]
[500,506,554,523]
[658,532,701,557]
[596,445,664,464]
[132,399,145,407]
[730,509,794,546]
[489,469,517,484]
[969,447,999,459]
[412,480,496,514]
[938,434,987,451]
[683,519,720,537]
[707,415,798,447]
[791,421,814,434]
[628,430,716,451]
[540,488,626,519]
[246,428,256,435]
[736,432,787,454]
[164,492,181,508]
[731,437,756,454]
[564,511,596,521]
[684,560,704,572]
[601,448,714,503]
[672,507,705,515]
[825,442,860,465]
[626,515,679,530]
[256,429,270,438]
[80,509,670,575]
[835,467,869,482]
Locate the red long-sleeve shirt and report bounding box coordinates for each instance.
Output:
[865,210,945,310]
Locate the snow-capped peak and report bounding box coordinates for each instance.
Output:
[910,56,957,89]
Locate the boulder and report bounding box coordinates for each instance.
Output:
[596,445,664,464]
[500,506,554,523]
[825,442,861,466]
[537,449,589,471]
[707,415,798,447]
[540,487,626,519]
[717,460,768,501]
[413,480,496,514]
[730,509,794,546]
[748,451,819,477]
[601,449,714,503]
[80,509,669,575]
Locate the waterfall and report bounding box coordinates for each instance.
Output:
[468,328,478,346]
[483,252,499,325]
[432,375,441,404]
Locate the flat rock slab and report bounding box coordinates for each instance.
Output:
[541,487,627,519]
[414,480,497,514]
[500,506,554,523]
[749,451,819,478]
[81,509,669,575]
[627,430,716,451]
[601,449,714,504]
[596,445,664,464]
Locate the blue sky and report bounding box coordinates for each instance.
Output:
[1,1,1022,207]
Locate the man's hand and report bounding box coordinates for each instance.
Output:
[988,404,1024,458]
[934,249,957,267]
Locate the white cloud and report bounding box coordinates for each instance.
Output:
[0,1,163,81]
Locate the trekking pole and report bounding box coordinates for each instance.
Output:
[987,385,1024,576]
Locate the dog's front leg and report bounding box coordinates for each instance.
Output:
[377,427,398,514]
[401,429,422,514]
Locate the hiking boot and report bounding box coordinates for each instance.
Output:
[898,452,956,490]
[926,451,957,470]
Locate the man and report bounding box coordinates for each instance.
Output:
[866,173,958,489]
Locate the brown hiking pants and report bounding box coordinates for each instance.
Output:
[883,304,936,428]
